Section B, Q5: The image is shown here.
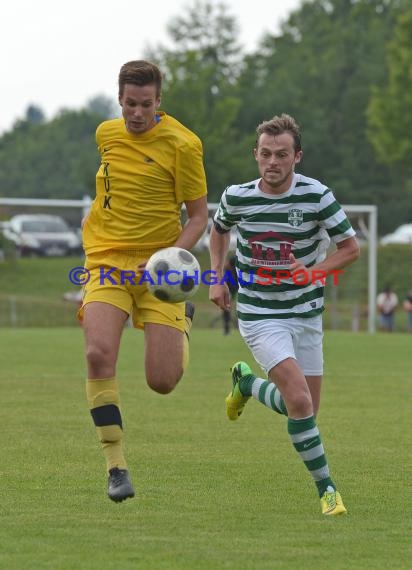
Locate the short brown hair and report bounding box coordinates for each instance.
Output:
[256,114,302,152]
[118,60,163,98]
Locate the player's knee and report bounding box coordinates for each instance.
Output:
[298,390,313,411]
[146,370,182,395]
[86,344,113,373]
[287,390,313,417]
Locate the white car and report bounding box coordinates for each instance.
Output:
[380,223,412,245]
[2,214,82,257]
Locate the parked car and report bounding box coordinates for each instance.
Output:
[2,214,82,257]
[380,223,412,245]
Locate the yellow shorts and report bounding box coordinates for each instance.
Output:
[78,250,185,332]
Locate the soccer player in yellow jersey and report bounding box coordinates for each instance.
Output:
[80,60,208,502]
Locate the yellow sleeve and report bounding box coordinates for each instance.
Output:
[175,136,207,204]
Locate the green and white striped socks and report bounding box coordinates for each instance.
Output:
[239,375,335,497]
[239,375,287,415]
[288,415,335,497]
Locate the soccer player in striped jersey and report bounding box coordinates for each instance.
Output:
[209,114,359,516]
[80,60,208,502]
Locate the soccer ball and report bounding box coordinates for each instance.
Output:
[145,247,201,303]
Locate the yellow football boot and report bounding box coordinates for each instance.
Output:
[320,490,348,516]
[225,361,253,420]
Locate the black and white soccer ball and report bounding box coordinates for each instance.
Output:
[145,247,201,303]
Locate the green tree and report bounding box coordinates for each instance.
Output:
[25,104,46,125]
[367,8,412,173]
[86,95,118,119]
[146,0,251,199]
[2,0,412,234]
[234,0,408,232]
[0,109,101,199]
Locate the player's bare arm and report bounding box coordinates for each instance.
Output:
[289,236,360,280]
[209,224,232,310]
[174,196,208,251]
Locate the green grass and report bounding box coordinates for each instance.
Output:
[0,328,411,569]
[0,256,84,327]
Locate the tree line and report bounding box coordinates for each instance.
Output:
[0,0,411,235]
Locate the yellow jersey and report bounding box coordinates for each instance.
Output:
[83,112,207,255]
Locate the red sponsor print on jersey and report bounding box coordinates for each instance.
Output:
[248,231,293,266]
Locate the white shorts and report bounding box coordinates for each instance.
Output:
[238,315,324,376]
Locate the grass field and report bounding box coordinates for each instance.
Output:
[0,328,411,569]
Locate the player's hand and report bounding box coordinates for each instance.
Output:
[289,252,308,276]
[289,252,313,284]
[209,283,231,311]
[289,253,328,285]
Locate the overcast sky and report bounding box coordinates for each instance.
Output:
[1,0,301,134]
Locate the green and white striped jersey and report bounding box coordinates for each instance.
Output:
[214,173,355,321]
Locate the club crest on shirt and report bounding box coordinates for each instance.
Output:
[288,208,303,227]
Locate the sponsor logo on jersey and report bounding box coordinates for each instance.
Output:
[248,231,294,267]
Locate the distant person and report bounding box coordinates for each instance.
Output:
[403,290,412,332]
[222,254,238,335]
[79,60,208,502]
[376,286,398,332]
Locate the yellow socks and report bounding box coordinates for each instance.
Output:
[86,377,127,472]
[183,303,194,371]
